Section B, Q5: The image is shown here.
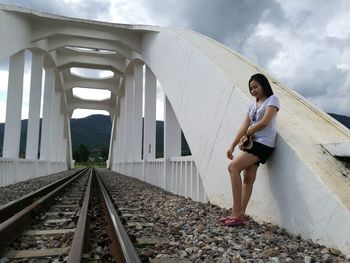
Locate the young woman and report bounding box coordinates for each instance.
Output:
[222,73,280,226]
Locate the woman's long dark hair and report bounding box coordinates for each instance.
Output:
[249,73,274,98]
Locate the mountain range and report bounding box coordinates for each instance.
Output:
[0,113,349,157]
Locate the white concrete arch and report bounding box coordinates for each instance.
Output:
[111,58,209,202]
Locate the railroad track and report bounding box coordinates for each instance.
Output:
[0,167,141,263]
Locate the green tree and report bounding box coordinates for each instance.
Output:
[73,150,80,162]
[79,144,90,163]
[100,147,109,161]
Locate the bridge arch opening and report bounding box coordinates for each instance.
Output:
[70,67,114,80]
[72,87,111,101]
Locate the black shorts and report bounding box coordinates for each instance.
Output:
[243,141,274,165]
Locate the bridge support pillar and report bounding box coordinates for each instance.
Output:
[133,63,143,162]
[164,97,181,191]
[40,67,55,161]
[26,52,43,159]
[112,117,119,166]
[50,89,61,166]
[118,97,126,165]
[125,73,134,164]
[143,66,157,182]
[143,66,156,160]
[65,113,73,168]
[3,50,25,158]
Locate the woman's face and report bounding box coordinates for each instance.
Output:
[249,80,265,99]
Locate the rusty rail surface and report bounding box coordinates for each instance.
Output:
[0,168,89,223]
[0,168,90,248]
[95,169,141,263]
[67,168,93,263]
[0,167,141,262]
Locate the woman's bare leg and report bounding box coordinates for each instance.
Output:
[241,164,258,215]
[227,152,260,218]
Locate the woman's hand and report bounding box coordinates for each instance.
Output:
[238,135,248,150]
[246,125,254,136]
[226,146,235,160]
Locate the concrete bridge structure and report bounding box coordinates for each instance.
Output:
[1,4,350,254]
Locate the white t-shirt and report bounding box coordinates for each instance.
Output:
[247,95,280,147]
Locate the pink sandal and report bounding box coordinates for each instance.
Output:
[219,215,238,224]
[224,217,247,226]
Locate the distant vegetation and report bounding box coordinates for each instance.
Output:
[70,115,112,164]
[0,114,192,159]
[328,113,350,129]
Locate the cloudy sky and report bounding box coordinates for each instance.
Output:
[0,0,350,122]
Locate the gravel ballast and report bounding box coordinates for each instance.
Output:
[0,169,78,206]
[100,169,346,263]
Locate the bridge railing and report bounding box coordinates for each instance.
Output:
[144,158,165,188]
[0,158,68,186]
[112,156,208,203]
[168,156,208,203]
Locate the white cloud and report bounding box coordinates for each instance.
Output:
[0,100,6,123]
[21,52,32,120]
[326,13,350,40]
[108,0,180,26]
[73,87,111,101]
[237,1,350,116]
[0,67,9,123]
[109,1,152,25]
[156,80,164,120]
[0,70,9,92]
[70,67,114,79]
[72,109,109,119]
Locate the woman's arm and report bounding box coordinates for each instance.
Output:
[246,106,278,136]
[226,114,250,159]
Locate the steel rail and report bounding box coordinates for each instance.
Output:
[67,168,93,263]
[0,167,89,223]
[95,169,142,263]
[0,168,91,249]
